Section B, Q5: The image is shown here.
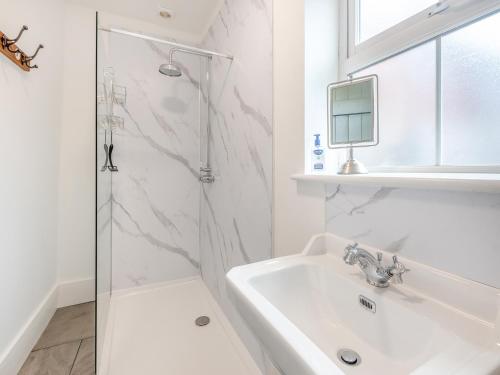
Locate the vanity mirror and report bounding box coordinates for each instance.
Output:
[327,75,379,174]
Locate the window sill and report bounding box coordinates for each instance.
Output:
[291,173,500,194]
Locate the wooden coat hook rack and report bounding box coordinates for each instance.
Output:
[0,25,43,72]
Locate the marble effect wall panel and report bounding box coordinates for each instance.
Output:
[200,0,273,371]
[106,33,203,290]
[325,184,500,288]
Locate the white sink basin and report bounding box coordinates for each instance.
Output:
[227,233,500,375]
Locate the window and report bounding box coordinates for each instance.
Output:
[357,0,437,44]
[341,3,500,170]
[343,0,500,75]
[441,13,500,165]
[354,42,437,167]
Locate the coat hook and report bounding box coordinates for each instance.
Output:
[25,61,38,69]
[23,44,43,69]
[23,44,43,68]
[2,25,28,52]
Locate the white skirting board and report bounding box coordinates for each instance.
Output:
[0,278,95,374]
[0,285,58,375]
[57,278,95,308]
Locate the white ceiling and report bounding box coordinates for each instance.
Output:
[69,0,224,39]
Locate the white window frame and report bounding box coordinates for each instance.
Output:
[339,0,500,77]
[337,0,500,174]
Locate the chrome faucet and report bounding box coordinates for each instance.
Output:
[343,243,409,288]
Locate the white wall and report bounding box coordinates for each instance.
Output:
[0,0,65,371]
[273,0,332,258]
[57,3,97,292]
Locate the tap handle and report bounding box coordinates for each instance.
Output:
[392,255,409,270]
[346,242,358,251]
[392,255,405,270]
[390,255,409,284]
[377,252,383,263]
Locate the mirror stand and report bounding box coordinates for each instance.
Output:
[338,146,368,175]
[327,75,378,175]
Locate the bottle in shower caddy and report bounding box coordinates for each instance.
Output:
[312,134,325,172]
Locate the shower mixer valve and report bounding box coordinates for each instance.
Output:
[200,166,215,184]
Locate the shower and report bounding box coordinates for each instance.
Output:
[158,45,233,183]
[159,45,234,77]
[93,20,272,374]
[159,48,212,78]
[98,28,234,183]
[159,62,182,77]
[99,28,234,78]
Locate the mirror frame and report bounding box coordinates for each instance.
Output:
[327,74,379,149]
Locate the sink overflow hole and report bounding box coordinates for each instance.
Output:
[337,349,361,367]
[195,316,210,326]
[359,295,376,313]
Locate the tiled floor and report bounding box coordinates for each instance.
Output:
[19,302,95,375]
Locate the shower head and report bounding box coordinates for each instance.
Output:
[159,47,213,78]
[159,63,182,77]
[159,48,184,77]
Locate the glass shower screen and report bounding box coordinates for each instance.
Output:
[94,14,208,373]
[95,16,114,373]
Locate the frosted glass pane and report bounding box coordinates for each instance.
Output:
[334,116,349,143]
[441,12,500,165]
[96,31,113,371]
[362,113,373,141]
[355,42,436,166]
[349,114,362,141]
[358,0,437,43]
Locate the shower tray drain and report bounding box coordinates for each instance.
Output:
[195,316,210,326]
[337,348,361,366]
